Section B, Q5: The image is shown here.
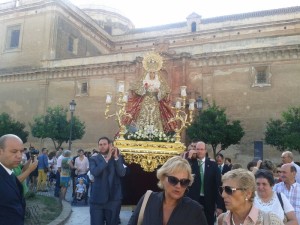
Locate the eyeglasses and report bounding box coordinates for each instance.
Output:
[219,186,245,195]
[167,176,190,188]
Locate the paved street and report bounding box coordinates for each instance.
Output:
[65,205,133,225]
[63,185,133,225]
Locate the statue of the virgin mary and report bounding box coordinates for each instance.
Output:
[124,52,176,134]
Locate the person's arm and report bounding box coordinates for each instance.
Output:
[281,193,298,225]
[127,193,146,225]
[17,160,38,183]
[215,162,223,215]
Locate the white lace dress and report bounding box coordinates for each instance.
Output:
[254,191,294,221]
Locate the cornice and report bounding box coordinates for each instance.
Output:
[0,45,299,83]
[188,44,300,67]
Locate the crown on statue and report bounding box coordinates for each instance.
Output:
[142,52,163,72]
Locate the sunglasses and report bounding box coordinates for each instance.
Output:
[167,176,190,188]
[219,186,245,195]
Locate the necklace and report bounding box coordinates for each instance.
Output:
[231,214,243,225]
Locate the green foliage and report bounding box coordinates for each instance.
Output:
[265,106,300,152]
[186,103,244,158]
[30,106,85,150]
[0,112,29,143]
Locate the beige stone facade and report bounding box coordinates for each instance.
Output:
[1,0,300,165]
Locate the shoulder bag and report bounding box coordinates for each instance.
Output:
[137,190,153,225]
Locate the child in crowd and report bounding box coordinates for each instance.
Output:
[75,177,86,200]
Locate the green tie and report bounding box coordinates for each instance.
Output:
[218,165,222,172]
[199,161,204,195]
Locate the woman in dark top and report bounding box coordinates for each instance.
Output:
[128,156,208,225]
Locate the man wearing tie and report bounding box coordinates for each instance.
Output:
[215,153,231,175]
[0,134,26,225]
[89,137,126,225]
[185,141,223,225]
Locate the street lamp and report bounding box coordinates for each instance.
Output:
[68,100,76,150]
[196,96,203,111]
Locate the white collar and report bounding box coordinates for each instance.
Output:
[0,162,13,175]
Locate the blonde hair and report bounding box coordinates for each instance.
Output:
[157,156,194,189]
[222,168,255,202]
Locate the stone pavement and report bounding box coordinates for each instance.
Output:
[37,183,134,225]
[64,205,133,225]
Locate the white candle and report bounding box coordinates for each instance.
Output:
[106,93,112,104]
[175,100,181,109]
[189,99,195,110]
[118,81,125,93]
[180,86,187,97]
[122,93,128,103]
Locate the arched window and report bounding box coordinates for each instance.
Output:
[191,22,196,32]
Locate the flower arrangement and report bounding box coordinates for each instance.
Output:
[125,125,175,143]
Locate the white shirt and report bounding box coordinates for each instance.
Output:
[254,191,294,221]
[56,154,64,168]
[0,162,13,175]
[292,161,300,184]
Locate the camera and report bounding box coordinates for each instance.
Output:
[30,148,39,162]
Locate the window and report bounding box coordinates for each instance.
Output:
[81,82,88,94]
[68,35,78,55]
[256,71,267,84]
[251,66,271,88]
[76,80,89,96]
[191,22,196,32]
[6,25,21,49]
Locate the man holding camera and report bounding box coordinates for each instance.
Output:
[89,137,126,225]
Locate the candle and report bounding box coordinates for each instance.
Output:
[122,92,128,103]
[189,99,195,110]
[118,81,125,93]
[180,86,187,97]
[106,93,112,104]
[175,100,181,109]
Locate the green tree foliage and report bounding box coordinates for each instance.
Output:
[30,106,85,150]
[265,106,300,152]
[186,103,244,158]
[0,112,29,143]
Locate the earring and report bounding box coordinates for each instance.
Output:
[245,197,248,201]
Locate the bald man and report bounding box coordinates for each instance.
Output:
[273,163,300,224]
[0,134,26,225]
[281,151,300,183]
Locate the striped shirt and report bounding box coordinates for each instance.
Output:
[273,181,300,224]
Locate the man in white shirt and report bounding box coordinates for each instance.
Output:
[54,149,64,197]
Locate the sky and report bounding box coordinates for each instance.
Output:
[70,0,300,28]
[1,0,299,28]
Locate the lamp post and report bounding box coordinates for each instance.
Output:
[68,100,76,150]
[196,96,203,111]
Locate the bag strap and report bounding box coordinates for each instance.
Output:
[277,192,284,211]
[137,190,152,225]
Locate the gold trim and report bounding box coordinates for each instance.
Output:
[142,52,163,72]
[115,140,185,172]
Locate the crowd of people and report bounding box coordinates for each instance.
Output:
[1,133,300,225]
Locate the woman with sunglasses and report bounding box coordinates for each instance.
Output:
[128,156,208,225]
[254,169,298,225]
[217,168,283,225]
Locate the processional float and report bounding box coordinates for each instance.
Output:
[104,52,197,172]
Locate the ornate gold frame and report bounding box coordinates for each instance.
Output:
[115,140,185,172]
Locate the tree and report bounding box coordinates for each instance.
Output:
[30,106,85,150]
[186,103,244,158]
[265,106,300,152]
[0,112,29,143]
